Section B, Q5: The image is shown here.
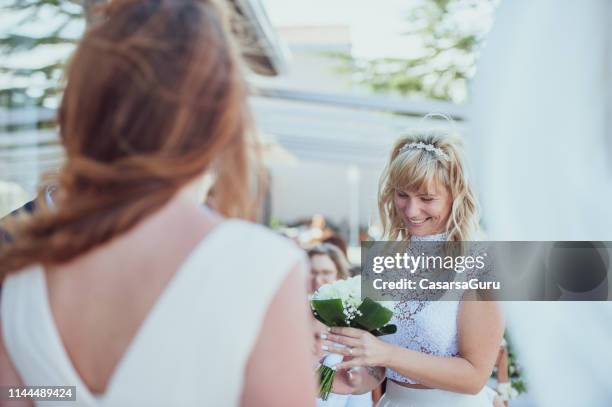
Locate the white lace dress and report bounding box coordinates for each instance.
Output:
[377,233,493,407]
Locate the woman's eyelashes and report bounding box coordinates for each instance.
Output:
[396,190,437,204]
[397,190,435,199]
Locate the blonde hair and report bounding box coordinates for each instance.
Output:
[378,128,481,242]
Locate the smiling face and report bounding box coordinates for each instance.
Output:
[393,183,452,236]
[379,132,481,241]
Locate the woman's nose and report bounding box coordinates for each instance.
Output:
[404,200,421,218]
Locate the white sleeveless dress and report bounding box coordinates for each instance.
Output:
[1,219,307,407]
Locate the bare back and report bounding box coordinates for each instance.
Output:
[1,196,316,406]
[44,198,222,395]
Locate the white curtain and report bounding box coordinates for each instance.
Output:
[469,1,612,406]
[469,0,612,241]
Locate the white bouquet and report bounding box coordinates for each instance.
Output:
[311,276,396,400]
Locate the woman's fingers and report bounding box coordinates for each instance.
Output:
[334,358,363,371]
[320,339,352,352]
[317,330,331,340]
[330,326,365,338]
[320,340,361,357]
[326,333,360,348]
[313,320,330,339]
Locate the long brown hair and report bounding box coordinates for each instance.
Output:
[0,0,260,276]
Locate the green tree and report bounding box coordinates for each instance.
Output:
[0,0,90,108]
[0,0,279,109]
[333,0,496,103]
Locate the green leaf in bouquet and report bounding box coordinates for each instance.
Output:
[370,324,398,337]
[312,310,327,325]
[311,299,348,327]
[352,297,394,331]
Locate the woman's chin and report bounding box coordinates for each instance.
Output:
[409,230,431,236]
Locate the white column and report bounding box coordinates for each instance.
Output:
[347,165,360,247]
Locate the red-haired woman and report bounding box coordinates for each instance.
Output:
[0,1,315,405]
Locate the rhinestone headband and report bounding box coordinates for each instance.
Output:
[398,142,449,161]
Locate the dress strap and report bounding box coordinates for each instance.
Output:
[2,267,92,406]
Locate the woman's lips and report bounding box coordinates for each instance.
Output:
[406,218,430,227]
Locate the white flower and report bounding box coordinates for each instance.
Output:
[313,276,396,324]
[313,277,363,325]
[496,382,518,401]
[314,282,342,300]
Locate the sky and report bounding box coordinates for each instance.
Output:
[1,0,418,91]
[0,0,495,101]
[262,0,418,59]
[0,0,495,68]
[262,0,494,59]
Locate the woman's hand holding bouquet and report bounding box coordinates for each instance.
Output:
[310,276,396,400]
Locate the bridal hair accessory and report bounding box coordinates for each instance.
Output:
[399,142,449,161]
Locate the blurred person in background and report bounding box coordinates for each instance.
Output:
[0,181,29,220]
[0,182,57,244]
[308,243,350,293]
[0,0,315,405]
[0,181,30,244]
[322,235,348,259]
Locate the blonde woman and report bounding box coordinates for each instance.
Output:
[321,129,505,406]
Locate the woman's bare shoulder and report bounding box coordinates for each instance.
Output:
[240,265,316,407]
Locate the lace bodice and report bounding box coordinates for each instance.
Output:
[381,232,462,384]
[383,298,461,384]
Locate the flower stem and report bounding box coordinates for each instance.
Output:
[318,365,336,400]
